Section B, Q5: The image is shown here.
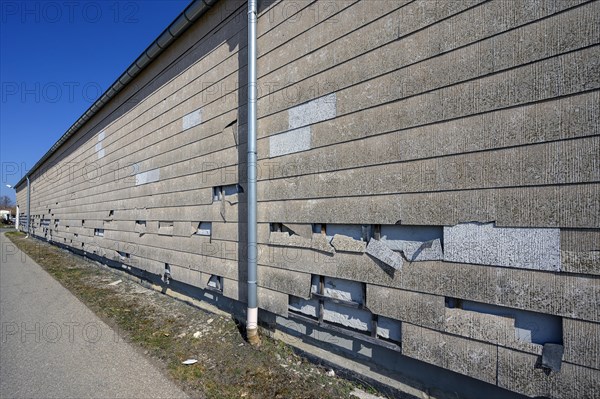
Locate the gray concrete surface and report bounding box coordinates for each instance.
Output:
[0,232,189,399]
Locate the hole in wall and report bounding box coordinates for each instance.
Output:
[446,298,563,345]
[213,184,244,201]
[207,275,223,291]
[195,222,212,236]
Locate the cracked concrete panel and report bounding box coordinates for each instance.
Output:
[444,222,560,271]
[310,233,335,254]
[403,324,498,385]
[323,277,364,304]
[380,225,443,261]
[331,234,366,253]
[269,231,312,249]
[269,126,311,157]
[376,316,401,342]
[366,239,403,270]
[288,93,337,129]
[135,169,160,185]
[323,302,371,332]
[182,108,202,130]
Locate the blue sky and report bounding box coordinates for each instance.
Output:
[0,0,190,202]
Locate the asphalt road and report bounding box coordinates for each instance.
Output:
[0,231,189,399]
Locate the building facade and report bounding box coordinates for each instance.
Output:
[15,1,600,397]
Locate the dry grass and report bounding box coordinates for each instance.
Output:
[6,232,382,399]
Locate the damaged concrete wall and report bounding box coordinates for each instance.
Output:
[14,1,600,398]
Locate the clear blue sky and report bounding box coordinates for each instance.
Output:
[0,0,190,202]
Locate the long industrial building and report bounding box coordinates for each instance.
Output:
[14,0,599,398]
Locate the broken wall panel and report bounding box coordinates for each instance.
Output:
[12,1,600,398]
[380,225,443,261]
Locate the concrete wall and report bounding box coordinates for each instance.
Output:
[15,1,600,398]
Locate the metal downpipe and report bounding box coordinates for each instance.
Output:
[246,0,260,346]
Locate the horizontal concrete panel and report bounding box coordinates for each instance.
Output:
[444,222,561,271]
[261,245,600,323]
[257,0,405,78]
[260,136,600,200]
[257,1,358,56]
[563,318,600,370]
[256,90,600,175]
[260,184,600,228]
[497,347,600,398]
[223,279,288,317]
[288,93,336,130]
[443,307,542,355]
[337,43,600,125]
[560,229,600,275]
[269,127,311,157]
[402,323,498,384]
[260,1,599,120]
[259,0,483,117]
[561,251,600,276]
[560,229,600,252]
[182,109,202,130]
[259,40,599,139]
[258,265,311,299]
[366,285,445,330]
[34,85,598,205]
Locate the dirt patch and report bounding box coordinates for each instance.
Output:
[6,232,386,399]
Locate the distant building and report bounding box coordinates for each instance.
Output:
[14,1,600,398]
[0,210,10,221]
